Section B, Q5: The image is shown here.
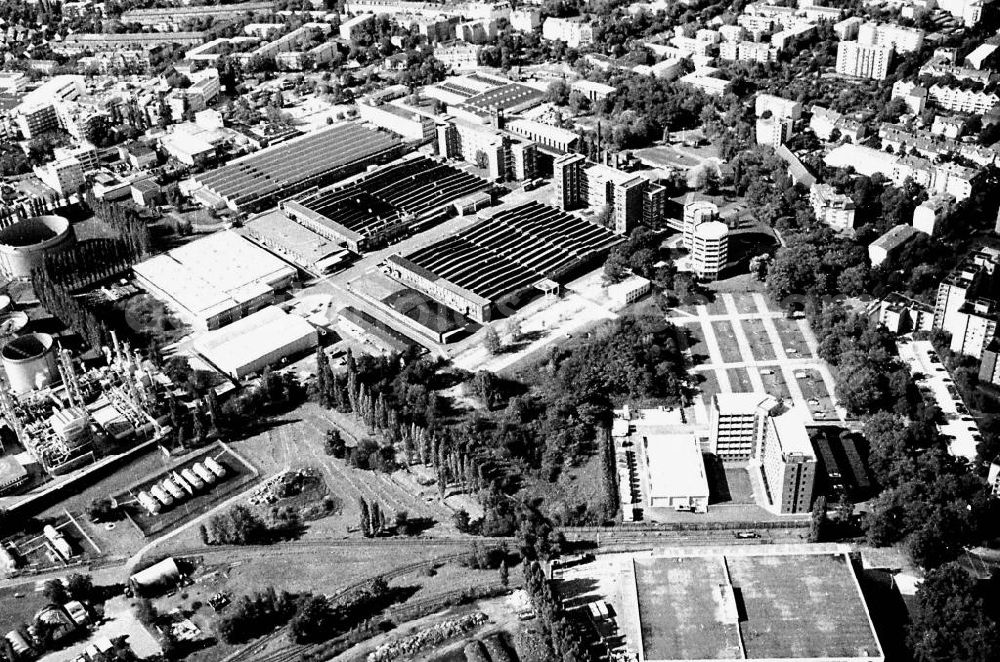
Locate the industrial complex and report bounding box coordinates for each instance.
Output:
[132,230,297,330]
[190,122,405,212]
[383,201,623,322]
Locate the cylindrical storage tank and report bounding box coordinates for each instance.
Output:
[162,478,185,500]
[0,311,28,339]
[0,546,17,575]
[0,215,75,279]
[191,463,216,485]
[172,471,194,495]
[52,537,73,561]
[1,333,58,394]
[149,485,173,507]
[181,468,204,491]
[42,524,59,542]
[204,457,227,478]
[137,491,161,515]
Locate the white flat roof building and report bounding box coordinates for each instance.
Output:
[644,433,709,512]
[133,230,297,330]
[194,305,318,379]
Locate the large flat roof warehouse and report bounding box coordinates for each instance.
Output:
[395,200,622,301]
[192,122,404,211]
[632,548,883,662]
[644,434,709,508]
[133,230,296,329]
[193,306,317,379]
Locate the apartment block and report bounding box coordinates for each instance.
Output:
[934,247,1000,358]
[809,183,856,232]
[836,41,893,80]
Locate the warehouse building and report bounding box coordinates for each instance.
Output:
[132,230,296,330]
[190,123,405,212]
[282,155,489,252]
[337,306,422,355]
[645,433,709,512]
[193,306,318,379]
[626,547,884,662]
[383,201,622,322]
[244,209,350,275]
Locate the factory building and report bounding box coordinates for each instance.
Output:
[132,230,296,330]
[193,306,318,379]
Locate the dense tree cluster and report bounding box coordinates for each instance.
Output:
[42,238,138,291]
[764,228,870,300]
[84,193,153,259]
[522,561,588,661]
[604,226,676,285]
[217,587,297,645]
[203,504,302,545]
[811,307,918,417]
[908,563,1000,662]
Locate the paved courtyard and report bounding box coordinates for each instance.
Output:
[669,293,844,424]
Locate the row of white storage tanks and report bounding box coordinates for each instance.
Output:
[136,458,227,515]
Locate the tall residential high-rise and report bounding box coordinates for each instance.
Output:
[643,183,667,227]
[690,221,728,281]
[613,177,646,235]
[934,247,1000,358]
[682,195,719,249]
[759,405,816,514]
[553,152,586,211]
[836,41,893,80]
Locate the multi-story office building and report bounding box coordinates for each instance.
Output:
[759,406,816,514]
[710,393,772,462]
[690,221,729,281]
[836,41,893,80]
[934,247,1000,358]
[15,103,59,138]
[613,177,646,235]
[34,157,85,196]
[553,153,586,211]
[643,183,667,227]
[711,394,816,513]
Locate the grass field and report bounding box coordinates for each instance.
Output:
[773,319,813,358]
[760,368,792,401]
[732,293,760,314]
[795,369,837,419]
[742,319,777,361]
[711,321,743,364]
[695,371,723,402]
[175,547,503,662]
[726,367,753,393]
[705,297,728,315]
